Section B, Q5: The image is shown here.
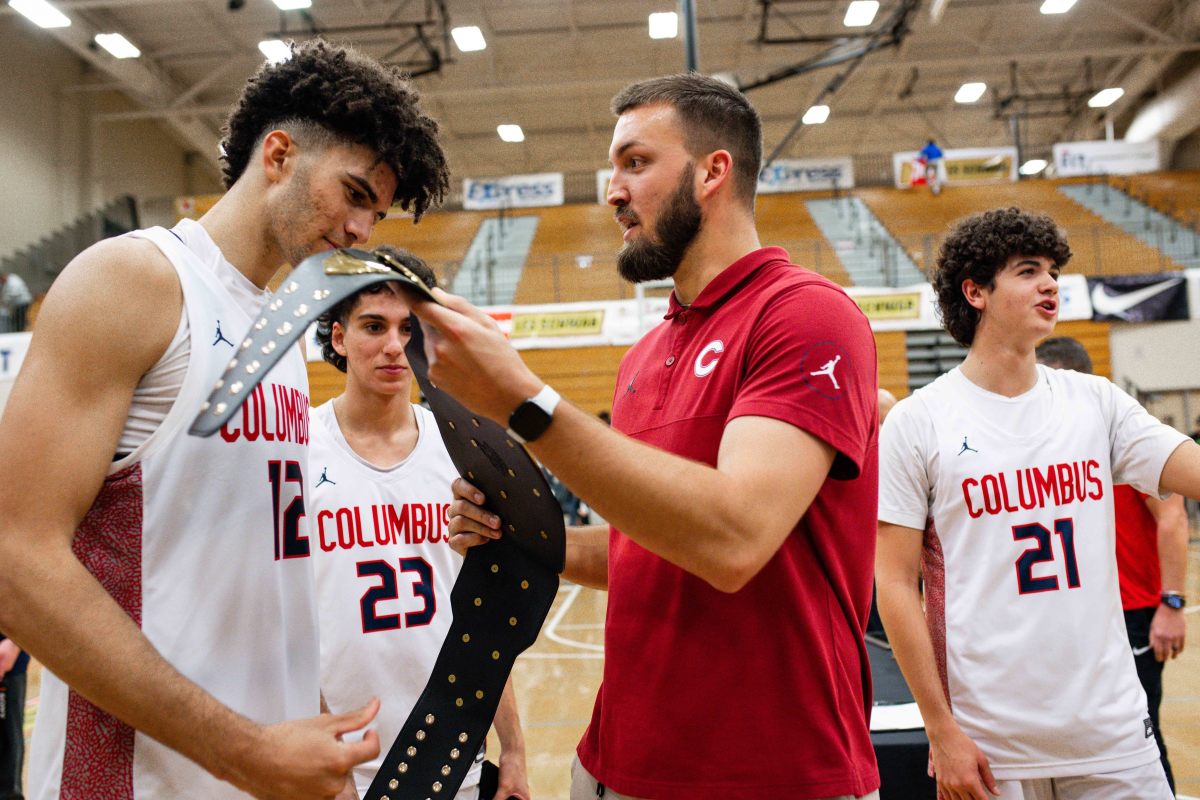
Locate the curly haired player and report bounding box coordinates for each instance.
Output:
[876,207,1197,800]
[0,39,448,800]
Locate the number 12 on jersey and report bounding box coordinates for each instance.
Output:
[1013,518,1081,594]
[268,460,309,560]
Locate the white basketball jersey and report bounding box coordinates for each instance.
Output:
[309,401,482,798]
[879,366,1187,779]
[29,220,320,800]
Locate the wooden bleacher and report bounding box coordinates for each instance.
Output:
[1117,171,1200,227]
[754,192,852,286]
[856,180,1184,276]
[515,204,629,304]
[365,209,484,286]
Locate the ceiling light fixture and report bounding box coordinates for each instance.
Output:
[649,11,678,39]
[802,105,830,125]
[1019,159,1048,176]
[94,32,140,59]
[497,124,525,143]
[8,0,70,28]
[258,39,293,64]
[954,82,987,103]
[272,0,312,9]
[1088,88,1124,108]
[844,1,879,27]
[451,26,487,52]
[1039,0,1077,14]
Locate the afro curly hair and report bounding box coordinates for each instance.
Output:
[933,207,1072,346]
[219,39,449,221]
[315,244,437,373]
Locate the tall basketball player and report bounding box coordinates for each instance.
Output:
[0,40,448,800]
[876,207,1198,800]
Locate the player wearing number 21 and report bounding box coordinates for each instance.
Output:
[876,208,1199,800]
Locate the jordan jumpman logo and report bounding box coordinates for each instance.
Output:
[212,320,234,347]
[809,356,841,390]
[315,467,335,488]
[958,436,978,456]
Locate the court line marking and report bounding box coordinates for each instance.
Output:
[541,584,604,653]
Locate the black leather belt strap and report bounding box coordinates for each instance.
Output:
[362,316,563,800]
[189,248,436,438]
[188,248,565,800]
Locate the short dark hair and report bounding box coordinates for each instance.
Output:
[220,39,449,221]
[315,245,437,373]
[932,207,1072,346]
[1035,336,1093,374]
[612,73,762,207]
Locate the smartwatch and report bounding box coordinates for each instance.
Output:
[506,385,561,444]
[1161,591,1186,611]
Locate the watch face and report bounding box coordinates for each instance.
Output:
[1163,594,1186,610]
[510,400,552,443]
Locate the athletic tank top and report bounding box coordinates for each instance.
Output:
[309,401,482,798]
[28,221,319,800]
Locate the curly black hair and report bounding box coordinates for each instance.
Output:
[315,245,437,373]
[933,207,1072,346]
[220,39,449,221]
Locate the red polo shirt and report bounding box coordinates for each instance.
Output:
[1113,485,1161,610]
[577,247,880,799]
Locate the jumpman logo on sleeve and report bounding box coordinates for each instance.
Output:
[809,356,841,390]
[957,436,978,456]
[315,467,335,487]
[212,320,235,348]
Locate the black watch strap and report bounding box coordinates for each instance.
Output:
[1161,592,1186,610]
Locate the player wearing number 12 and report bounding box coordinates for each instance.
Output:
[876,208,1199,800]
[0,40,449,800]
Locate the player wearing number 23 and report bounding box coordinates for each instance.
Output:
[876,208,1200,800]
[307,250,529,800]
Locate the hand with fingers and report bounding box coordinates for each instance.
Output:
[446,477,503,557]
[409,289,542,424]
[493,746,532,800]
[1150,604,1186,662]
[227,699,382,800]
[927,721,1000,800]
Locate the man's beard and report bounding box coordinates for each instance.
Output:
[616,165,703,284]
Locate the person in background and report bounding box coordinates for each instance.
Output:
[1035,335,1188,793]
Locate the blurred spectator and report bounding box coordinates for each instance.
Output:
[918,139,943,196]
[0,273,31,333]
[0,632,28,800]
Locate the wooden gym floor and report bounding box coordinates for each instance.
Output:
[20,542,1200,798]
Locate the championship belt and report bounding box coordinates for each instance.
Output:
[190,248,565,800]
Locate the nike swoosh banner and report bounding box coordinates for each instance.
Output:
[1086,274,1188,322]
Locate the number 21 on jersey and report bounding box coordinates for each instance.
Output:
[1013,518,1081,594]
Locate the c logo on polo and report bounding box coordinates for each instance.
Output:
[694,340,724,378]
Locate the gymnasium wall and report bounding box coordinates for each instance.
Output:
[0,17,220,260]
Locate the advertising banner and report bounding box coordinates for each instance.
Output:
[463,172,564,210]
[1087,274,1187,322]
[1053,139,1161,177]
[893,147,1017,188]
[596,169,613,204]
[757,157,856,193]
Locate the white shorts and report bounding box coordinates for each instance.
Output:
[996,759,1172,800]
